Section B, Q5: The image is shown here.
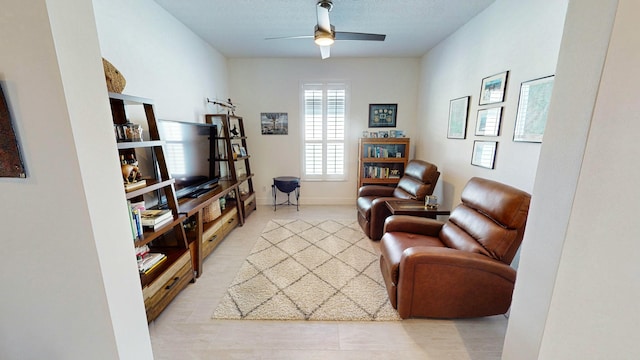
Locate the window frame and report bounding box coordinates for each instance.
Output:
[300,81,349,182]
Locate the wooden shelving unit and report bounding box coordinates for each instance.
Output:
[108,92,194,323]
[206,114,256,221]
[357,137,410,189]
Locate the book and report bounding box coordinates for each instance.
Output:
[143,216,173,231]
[138,252,166,273]
[124,179,146,192]
[140,209,172,226]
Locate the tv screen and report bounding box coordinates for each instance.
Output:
[158,119,220,199]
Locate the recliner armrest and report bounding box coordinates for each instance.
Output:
[358,185,396,197]
[400,247,516,282]
[384,215,444,237]
[396,246,517,318]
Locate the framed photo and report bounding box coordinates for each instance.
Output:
[378,130,389,138]
[514,75,555,143]
[479,71,509,105]
[368,104,397,128]
[232,143,241,155]
[260,112,288,135]
[475,107,502,136]
[471,141,498,169]
[447,96,470,139]
[362,131,369,138]
[239,146,247,157]
[369,131,378,138]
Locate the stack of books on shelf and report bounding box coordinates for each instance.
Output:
[135,245,167,274]
[140,209,173,231]
[128,201,145,240]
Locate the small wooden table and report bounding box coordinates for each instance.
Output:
[385,200,451,219]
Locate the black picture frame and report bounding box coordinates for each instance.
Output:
[447,96,470,139]
[514,75,555,143]
[479,71,509,105]
[471,141,498,169]
[368,104,397,128]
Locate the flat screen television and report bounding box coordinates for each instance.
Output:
[158,119,220,199]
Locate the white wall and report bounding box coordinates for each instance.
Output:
[0,0,151,358]
[416,0,568,207]
[92,0,228,123]
[228,58,420,205]
[505,0,640,358]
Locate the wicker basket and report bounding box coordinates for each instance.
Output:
[203,200,222,223]
[102,58,126,93]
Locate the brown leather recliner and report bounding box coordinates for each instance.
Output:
[357,160,440,240]
[379,177,531,319]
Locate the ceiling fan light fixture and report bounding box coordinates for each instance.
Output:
[314,34,334,46]
[314,25,335,46]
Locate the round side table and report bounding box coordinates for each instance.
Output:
[272,176,300,211]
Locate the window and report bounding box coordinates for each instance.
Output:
[302,82,347,181]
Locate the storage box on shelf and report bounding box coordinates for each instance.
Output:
[109,92,194,323]
[205,113,256,220]
[358,137,410,189]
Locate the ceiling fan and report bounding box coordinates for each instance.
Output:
[266,0,386,59]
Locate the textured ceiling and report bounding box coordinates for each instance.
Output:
[153,0,496,59]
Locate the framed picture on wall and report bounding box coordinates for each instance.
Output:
[514,75,555,143]
[447,96,470,139]
[368,104,397,128]
[479,71,509,105]
[475,107,502,136]
[471,141,498,169]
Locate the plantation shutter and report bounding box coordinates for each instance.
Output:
[302,83,346,180]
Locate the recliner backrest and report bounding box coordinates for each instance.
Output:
[392,160,440,200]
[439,177,531,264]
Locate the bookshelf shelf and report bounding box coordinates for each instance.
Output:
[108,92,194,323]
[358,137,410,189]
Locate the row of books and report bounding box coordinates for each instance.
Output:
[135,245,167,274]
[363,166,402,179]
[366,146,402,158]
[127,201,174,240]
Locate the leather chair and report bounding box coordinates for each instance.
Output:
[357,160,440,240]
[379,177,531,319]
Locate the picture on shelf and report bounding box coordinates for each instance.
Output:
[239,146,247,157]
[232,143,241,155]
[261,112,288,135]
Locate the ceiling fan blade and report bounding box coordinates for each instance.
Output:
[265,35,313,40]
[316,3,332,33]
[320,45,331,59]
[335,32,386,41]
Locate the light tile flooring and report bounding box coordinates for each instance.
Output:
[149,205,508,359]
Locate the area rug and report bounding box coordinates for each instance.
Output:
[212,219,400,321]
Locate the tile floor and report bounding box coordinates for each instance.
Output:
[149,205,508,359]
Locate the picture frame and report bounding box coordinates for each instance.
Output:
[232,143,241,155]
[471,141,498,169]
[514,75,555,143]
[260,112,288,135]
[475,107,502,136]
[378,130,389,138]
[447,96,470,139]
[239,146,247,157]
[368,104,398,128]
[369,131,378,138]
[479,71,509,105]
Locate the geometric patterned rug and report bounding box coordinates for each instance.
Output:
[212,219,400,321]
